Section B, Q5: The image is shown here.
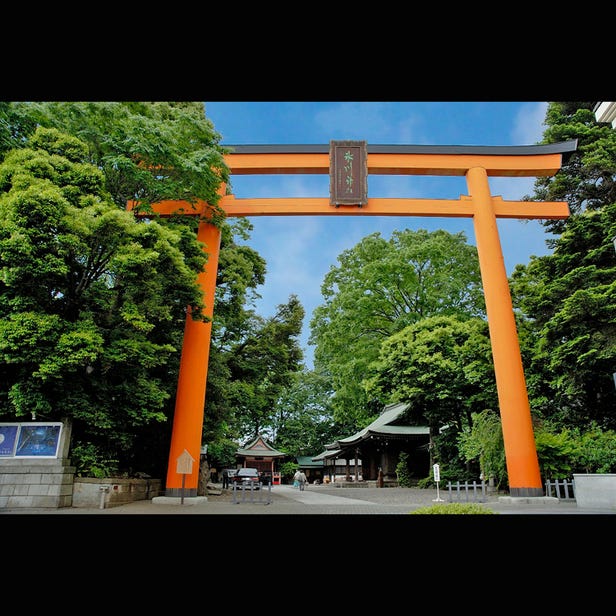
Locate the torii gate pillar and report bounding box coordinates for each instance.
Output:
[165,219,221,497]
[467,166,542,495]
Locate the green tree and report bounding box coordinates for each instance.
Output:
[9,101,228,215]
[510,102,616,430]
[0,101,229,477]
[457,409,506,489]
[395,451,412,487]
[531,102,616,234]
[221,295,305,442]
[272,367,338,457]
[0,127,209,476]
[0,101,39,160]
[365,315,498,477]
[533,427,576,480]
[310,229,485,432]
[571,424,616,473]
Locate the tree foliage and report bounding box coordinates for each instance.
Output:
[570,424,616,473]
[235,296,305,438]
[5,101,229,216]
[0,102,229,477]
[511,102,616,430]
[529,102,616,237]
[395,451,413,487]
[271,368,339,457]
[365,314,497,478]
[210,295,305,444]
[0,126,211,475]
[309,229,485,431]
[457,409,506,489]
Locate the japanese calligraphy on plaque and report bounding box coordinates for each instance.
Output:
[329,140,368,206]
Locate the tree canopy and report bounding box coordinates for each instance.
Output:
[5,101,229,215]
[271,368,339,456]
[309,228,486,431]
[0,126,210,475]
[0,102,233,476]
[211,294,305,442]
[364,314,497,477]
[511,101,616,431]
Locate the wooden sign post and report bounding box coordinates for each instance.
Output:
[176,449,195,504]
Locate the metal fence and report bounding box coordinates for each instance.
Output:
[544,479,575,500]
[231,482,272,505]
[446,480,487,503]
[447,478,576,503]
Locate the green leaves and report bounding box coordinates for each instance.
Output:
[34,322,104,380]
[0,103,228,477]
[310,228,486,429]
[367,315,496,431]
[0,311,64,364]
[17,102,229,211]
[511,105,616,430]
[457,410,506,488]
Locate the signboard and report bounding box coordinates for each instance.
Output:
[329,140,368,206]
[16,424,62,457]
[0,422,62,457]
[176,449,195,474]
[433,463,440,482]
[432,463,444,501]
[0,424,19,456]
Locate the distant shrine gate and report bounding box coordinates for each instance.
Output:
[129,140,577,499]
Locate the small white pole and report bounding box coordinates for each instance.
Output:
[432,463,444,502]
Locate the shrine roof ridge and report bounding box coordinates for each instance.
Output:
[224,140,578,158]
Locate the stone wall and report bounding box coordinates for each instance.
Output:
[0,467,163,509]
[72,477,163,508]
[0,458,76,508]
[573,474,616,510]
[0,419,163,509]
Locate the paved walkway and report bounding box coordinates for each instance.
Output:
[2,483,615,515]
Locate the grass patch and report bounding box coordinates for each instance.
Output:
[410,502,497,514]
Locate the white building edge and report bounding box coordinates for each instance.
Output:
[595,101,616,128]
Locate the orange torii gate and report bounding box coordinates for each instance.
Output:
[129,140,577,499]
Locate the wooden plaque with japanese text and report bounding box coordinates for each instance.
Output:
[329,140,368,206]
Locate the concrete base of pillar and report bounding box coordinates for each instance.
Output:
[151,496,208,506]
[498,496,559,505]
[508,487,545,498]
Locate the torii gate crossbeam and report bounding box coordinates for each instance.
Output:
[129,140,577,499]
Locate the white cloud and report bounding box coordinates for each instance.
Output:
[512,102,549,144]
[313,102,425,143]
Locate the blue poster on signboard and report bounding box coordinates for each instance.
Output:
[15,424,61,457]
[0,425,18,456]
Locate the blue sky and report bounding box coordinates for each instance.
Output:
[204,101,552,368]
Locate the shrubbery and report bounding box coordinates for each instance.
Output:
[410,502,497,514]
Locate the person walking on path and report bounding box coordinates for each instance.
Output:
[294,469,308,491]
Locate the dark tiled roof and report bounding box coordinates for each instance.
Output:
[225,141,578,158]
[236,434,286,458]
[312,402,429,461]
[296,455,323,468]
